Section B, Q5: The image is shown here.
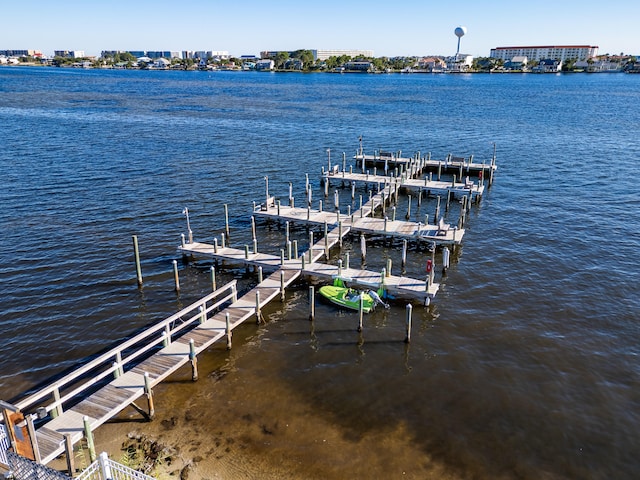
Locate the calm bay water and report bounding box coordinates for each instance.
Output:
[1,67,639,479]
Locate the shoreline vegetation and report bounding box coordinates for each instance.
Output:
[2,56,639,74]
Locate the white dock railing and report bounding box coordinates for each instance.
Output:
[77,452,154,480]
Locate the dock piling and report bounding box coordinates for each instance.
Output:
[144,372,154,419]
[83,416,96,463]
[189,339,198,381]
[172,260,180,292]
[132,235,143,287]
[225,313,232,349]
[211,266,217,291]
[404,304,413,343]
[309,286,315,320]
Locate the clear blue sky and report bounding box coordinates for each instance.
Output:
[2,0,639,57]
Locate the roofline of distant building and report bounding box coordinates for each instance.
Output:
[493,45,599,50]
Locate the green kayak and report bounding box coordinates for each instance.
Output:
[319,284,376,313]
[318,277,388,313]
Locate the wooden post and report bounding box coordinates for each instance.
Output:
[83,416,96,462]
[53,387,62,417]
[211,266,217,291]
[172,260,180,292]
[224,204,230,237]
[293,239,299,258]
[64,433,75,477]
[225,312,232,349]
[437,161,442,180]
[256,291,262,324]
[402,239,407,269]
[334,189,339,210]
[338,259,343,277]
[189,339,198,381]
[221,232,226,248]
[442,246,450,273]
[359,195,363,217]
[253,238,258,254]
[244,244,249,259]
[435,196,441,222]
[345,252,350,270]
[357,295,364,332]
[392,206,396,221]
[351,181,356,199]
[338,221,343,248]
[309,231,314,262]
[404,304,413,343]
[285,221,290,245]
[287,240,292,260]
[251,216,256,241]
[258,266,263,283]
[360,234,366,261]
[277,199,281,216]
[25,414,41,463]
[199,304,206,324]
[319,199,323,212]
[280,270,285,302]
[406,195,412,220]
[386,258,392,277]
[280,248,285,266]
[289,182,293,205]
[213,238,218,253]
[132,235,143,287]
[309,286,315,320]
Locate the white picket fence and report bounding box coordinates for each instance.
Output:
[0,426,152,480]
[76,452,154,480]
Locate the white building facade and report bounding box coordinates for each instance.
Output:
[490,45,598,62]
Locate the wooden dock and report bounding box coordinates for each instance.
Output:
[252,203,464,246]
[2,144,490,472]
[323,170,485,201]
[353,150,497,175]
[5,273,303,466]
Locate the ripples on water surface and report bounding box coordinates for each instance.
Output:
[1,68,639,479]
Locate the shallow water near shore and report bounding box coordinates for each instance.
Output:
[1,67,639,479]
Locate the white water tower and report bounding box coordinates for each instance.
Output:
[454,26,467,56]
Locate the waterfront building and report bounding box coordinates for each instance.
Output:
[446,53,473,72]
[54,50,85,58]
[146,51,181,59]
[255,59,274,71]
[0,49,43,57]
[490,45,598,62]
[343,61,373,72]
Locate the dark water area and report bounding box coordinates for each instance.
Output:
[1,67,639,479]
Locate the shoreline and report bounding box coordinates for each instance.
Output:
[49,345,463,480]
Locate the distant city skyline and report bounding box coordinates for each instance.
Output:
[2,0,639,58]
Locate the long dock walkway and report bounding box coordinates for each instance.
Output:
[18,273,301,465]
